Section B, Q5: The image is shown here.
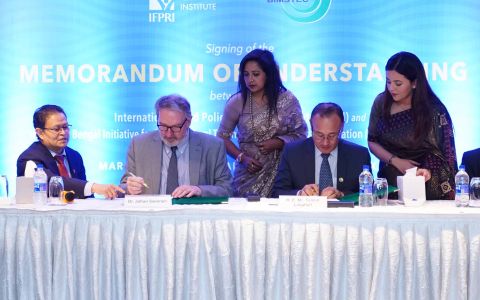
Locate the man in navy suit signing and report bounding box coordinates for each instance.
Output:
[272,102,371,198]
[462,148,480,178]
[17,105,124,199]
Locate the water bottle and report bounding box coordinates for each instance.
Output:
[455,165,469,207]
[33,164,48,206]
[359,165,374,207]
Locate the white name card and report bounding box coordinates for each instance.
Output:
[124,195,172,208]
[228,197,248,205]
[278,195,328,209]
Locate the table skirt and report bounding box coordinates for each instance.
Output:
[0,206,479,299]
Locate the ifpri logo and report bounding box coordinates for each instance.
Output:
[149,0,175,23]
[280,0,331,23]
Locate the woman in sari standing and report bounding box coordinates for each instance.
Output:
[217,49,307,197]
[368,51,457,200]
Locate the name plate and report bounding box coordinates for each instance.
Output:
[228,197,248,205]
[278,195,328,209]
[16,176,34,204]
[124,195,172,208]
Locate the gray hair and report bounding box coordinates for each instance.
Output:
[154,94,192,119]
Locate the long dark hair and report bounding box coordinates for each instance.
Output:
[383,51,444,142]
[237,49,286,115]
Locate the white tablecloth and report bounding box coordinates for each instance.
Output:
[0,200,479,300]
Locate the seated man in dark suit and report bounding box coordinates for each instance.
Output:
[17,105,124,199]
[272,102,371,198]
[462,148,480,178]
[121,94,232,198]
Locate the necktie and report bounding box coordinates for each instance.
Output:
[319,153,333,191]
[166,146,179,194]
[54,155,70,178]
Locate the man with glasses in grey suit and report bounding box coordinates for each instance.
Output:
[121,94,232,198]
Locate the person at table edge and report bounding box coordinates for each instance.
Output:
[120,94,232,198]
[462,148,480,178]
[17,104,124,199]
[272,102,371,198]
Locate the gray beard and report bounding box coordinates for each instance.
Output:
[160,138,179,147]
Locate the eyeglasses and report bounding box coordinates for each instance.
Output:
[42,124,72,134]
[313,131,339,142]
[157,118,188,133]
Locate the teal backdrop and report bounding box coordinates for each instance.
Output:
[1,0,478,191]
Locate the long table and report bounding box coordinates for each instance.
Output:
[0,200,479,300]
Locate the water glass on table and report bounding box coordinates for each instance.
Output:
[374,178,388,206]
[48,176,64,205]
[469,177,480,207]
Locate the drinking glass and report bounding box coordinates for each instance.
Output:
[374,178,388,206]
[48,176,64,205]
[469,177,480,207]
[0,175,8,202]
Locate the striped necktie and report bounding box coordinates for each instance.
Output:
[166,146,179,194]
[319,153,333,190]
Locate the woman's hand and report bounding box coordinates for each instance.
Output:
[416,168,432,181]
[242,155,263,173]
[391,157,420,174]
[256,138,284,155]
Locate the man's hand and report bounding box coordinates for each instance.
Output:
[320,187,344,199]
[92,183,125,199]
[299,184,344,199]
[299,184,320,196]
[171,185,202,198]
[126,176,146,195]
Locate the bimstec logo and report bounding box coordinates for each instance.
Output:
[149,0,175,23]
[272,0,332,23]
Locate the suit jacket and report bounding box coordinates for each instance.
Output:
[121,129,232,197]
[462,148,480,178]
[272,138,371,197]
[17,141,88,198]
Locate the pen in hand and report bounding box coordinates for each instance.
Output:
[128,172,150,189]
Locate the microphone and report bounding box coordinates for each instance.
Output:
[61,190,75,203]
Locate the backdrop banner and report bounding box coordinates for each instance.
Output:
[1,0,478,190]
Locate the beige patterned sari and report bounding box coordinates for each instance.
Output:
[218,90,307,197]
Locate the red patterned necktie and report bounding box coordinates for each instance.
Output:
[54,155,70,178]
